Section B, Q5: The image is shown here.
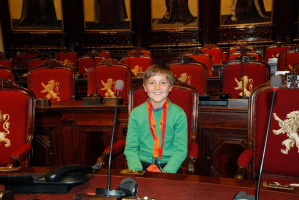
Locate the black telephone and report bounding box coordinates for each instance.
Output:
[0,164,93,194]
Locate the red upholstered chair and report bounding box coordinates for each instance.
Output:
[220,59,270,98]
[201,44,223,64]
[277,50,299,71]
[263,45,291,63]
[0,66,15,82]
[169,56,207,95]
[55,50,78,70]
[26,53,56,71]
[122,54,152,76]
[0,78,35,168]
[78,55,105,76]
[226,51,263,62]
[229,44,256,53]
[0,58,14,69]
[97,49,111,58]
[234,83,299,186]
[86,59,132,102]
[27,60,76,102]
[20,49,41,68]
[127,47,152,57]
[95,82,199,174]
[182,49,213,76]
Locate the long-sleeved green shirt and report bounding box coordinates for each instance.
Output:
[124,99,188,173]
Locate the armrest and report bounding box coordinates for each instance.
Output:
[187,142,199,174]
[7,143,31,168]
[234,149,254,180]
[94,139,126,169]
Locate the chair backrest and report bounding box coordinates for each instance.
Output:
[128,82,199,144]
[0,79,35,166]
[87,59,132,102]
[0,58,13,69]
[263,45,291,63]
[55,52,78,70]
[201,44,223,64]
[122,56,152,76]
[248,83,299,179]
[20,49,41,68]
[183,49,213,76]
[226,51,263,62]
[78,56,105,76]
[97,50,111,58]
[0,66,15,82]
[127,47,152,57]
[277,50,299,71]
[169,57,207,95]
[220,60,270,98]
[27,60,76,102]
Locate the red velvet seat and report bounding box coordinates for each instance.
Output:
[78,56,105,76]
[122,55,152,76]
[20,49,41,69]
[201,44,223,64]
[0,66,15,82]
[95,82,199,174]
[220,59,270,98]
[55,51,78,70]
[235,83,299,185]
[86,59,132,102]
[0,58,14,69]
[277,50,299,71]
[97,49,112,58]
[182,49,213,76]
[263,45,291,63]
[127,47,152,57]
[0,78,35,168]
[169,56,207,95]
[226,51,263,62]
[27,60,76,102]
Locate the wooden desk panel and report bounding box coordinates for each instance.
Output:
[34,102,248,179]
[198,107,248,177]
[0,167,298,200]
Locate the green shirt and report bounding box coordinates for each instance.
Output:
[124,99,188,173]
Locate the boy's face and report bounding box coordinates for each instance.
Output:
[143,74,172,109]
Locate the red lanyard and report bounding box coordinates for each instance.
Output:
[147,99,169,160]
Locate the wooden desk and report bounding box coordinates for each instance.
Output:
[0,167,298,200]
[33,102,248,179]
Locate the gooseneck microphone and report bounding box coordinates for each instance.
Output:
[88,50,101,97]
[255,75,282,200]
[96,80,128,197]
[233,75,282,200]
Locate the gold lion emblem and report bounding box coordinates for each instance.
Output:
[101,78,116,97]
[234,76,253,97]
[273,111,299,154]
[132,65,143,76]
[41,80,60,101]
[0,111,11,147]
[178,73,191,85]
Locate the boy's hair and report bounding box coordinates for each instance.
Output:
[143,64,175,86]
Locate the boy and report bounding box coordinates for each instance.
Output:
[124,64,188,173]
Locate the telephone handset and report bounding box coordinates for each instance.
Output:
[0,164,93,194]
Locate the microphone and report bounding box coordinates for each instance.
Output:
[15,51,24,87]
[255,75,282,200]
[233,75,282,200]
[89,49,100,97]
[96,80,137,198]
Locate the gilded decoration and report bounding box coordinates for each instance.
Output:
[0,111,11,147]
[101,78,116,97]
[273,111,299,154]
[41,80,61,101]
[234,75,253,96]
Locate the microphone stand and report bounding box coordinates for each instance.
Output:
[89,50,100,97]
[96,90,125,197]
